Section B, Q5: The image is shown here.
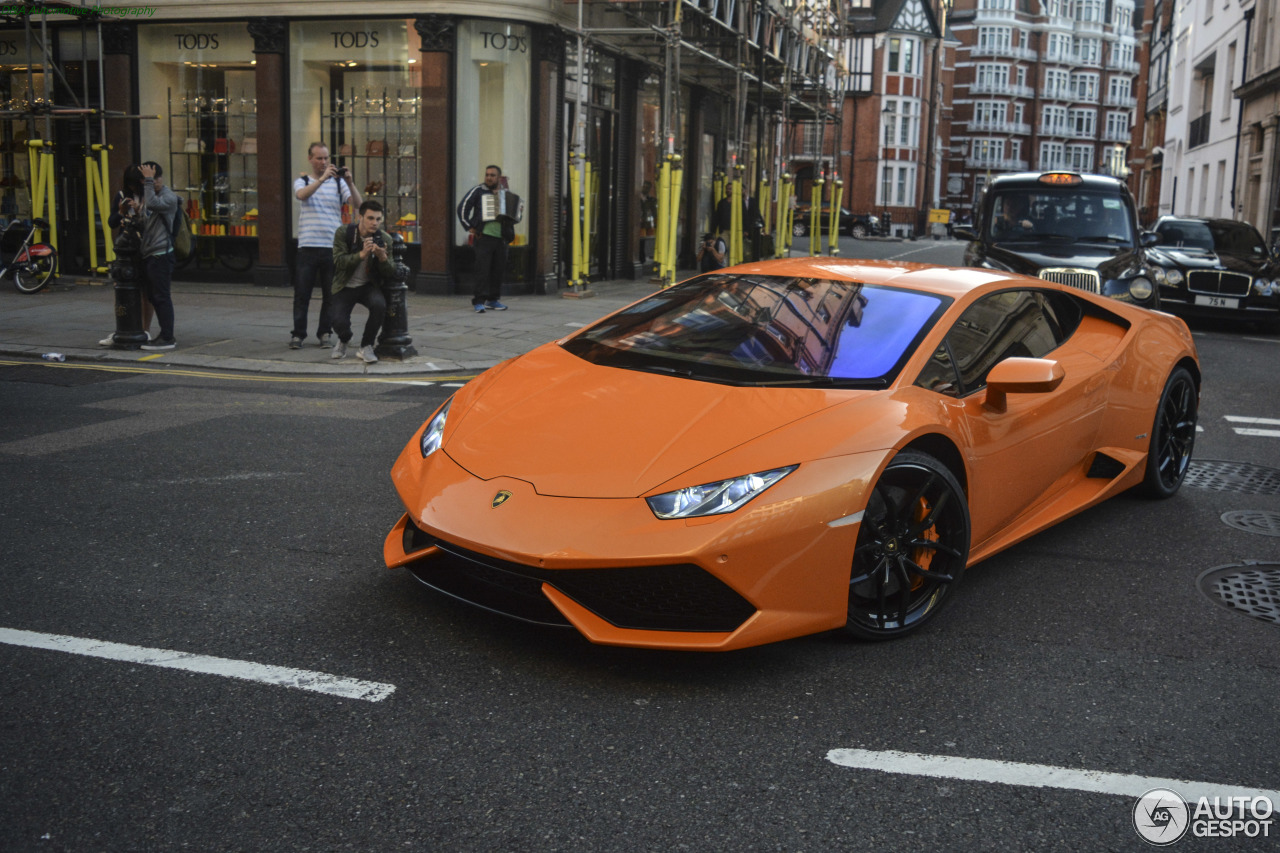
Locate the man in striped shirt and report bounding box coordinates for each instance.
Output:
[291,143,362,349]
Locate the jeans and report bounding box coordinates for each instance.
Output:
[143,252,175,340]
[473,234,507,305]
[331,283,386,348]
[292,247,334,340]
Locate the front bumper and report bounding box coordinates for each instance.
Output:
[385,443,888,650]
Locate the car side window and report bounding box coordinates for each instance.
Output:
[917,290,1064,397]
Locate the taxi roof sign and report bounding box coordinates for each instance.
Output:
[1038,172,1084,186]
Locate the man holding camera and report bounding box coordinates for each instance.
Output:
[698,232,727,272]
[292,142,362,349]
[330,200,393,364]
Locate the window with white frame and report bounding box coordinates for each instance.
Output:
[1108,75,1132,101]
[978,26,1014,50]
[1040,141,1066,169]
[1104,145,1127,176]
[882,98,920,147]
[1013,103,1024,125]
[1046,32,1073,61]
[1105,111,1130,139]
[1045,68,1070,96]
[1067,143,1094,171]
[976,63,1009,88]
[979,0,1015,8]
[887,37,919,74]
[1042,104,1069,133]
[972,139,1005,164]
[881,165,893,204]
[1114,5,1132,29]
[1074,37,1102,64]
[1071,72,1100,100]
[1069,107,1097,136]
[1112,41,1135,66]
[974,101,1005,124]
[1075,0,1106,22]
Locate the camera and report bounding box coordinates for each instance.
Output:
[371,231,384,247]
[702,233,715,246]
[336,166,349,178]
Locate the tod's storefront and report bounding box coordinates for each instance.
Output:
[96,12,564,293]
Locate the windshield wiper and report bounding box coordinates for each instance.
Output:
[746,376,889,389]
[1076,235,1130,244]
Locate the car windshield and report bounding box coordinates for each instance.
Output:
[561,274,950,387]
[1208,221,1270,257]
[1156,221,1215,250]
[987,188,1135,245]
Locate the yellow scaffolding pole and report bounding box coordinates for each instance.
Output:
[729,165,744,267]
[86,143,115,273]
[808,178,824,257]
[665,155,683,288]
[654,158,671,281]
[775,172,793,258]
[27,139,58,249]
[568,153,583,287]
[581,159,594,284]
[759,176,771,238]
[828,178,843,257]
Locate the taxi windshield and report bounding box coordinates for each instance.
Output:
[987,189,1135,245]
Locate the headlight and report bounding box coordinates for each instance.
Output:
[419,398,452,458]
[1253,278,1277,296]
[1151,267,1168,285]
[1166,268,1184,285]
[1129,277,1154,300]
[646,465,797,519]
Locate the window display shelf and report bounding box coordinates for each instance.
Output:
[167,88,258,235]
[322,87,419,244]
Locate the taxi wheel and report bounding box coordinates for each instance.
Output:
[844,451,970,640]
[1141,366,1197,499]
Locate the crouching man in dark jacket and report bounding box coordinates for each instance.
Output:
[330,200,395,364]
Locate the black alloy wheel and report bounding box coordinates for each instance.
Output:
[845,450,970,640]
[1141,365,1198,498]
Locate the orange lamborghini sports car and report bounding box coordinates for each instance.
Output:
[385,259,1200,650]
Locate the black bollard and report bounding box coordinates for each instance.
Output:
[108,222,147,349]
[376,234,418,360]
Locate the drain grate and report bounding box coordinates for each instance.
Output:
[1184,460,1280,495]
[1221,510,1280,538]
[1198,563,1280,626]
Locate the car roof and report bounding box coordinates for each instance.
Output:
[1154,215,1256,230]
[716,257,1053,301]
[987,171,1128,192]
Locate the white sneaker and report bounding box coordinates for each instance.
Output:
[98,334,114,346]
[331,340,348,359]
[358,345,378,364]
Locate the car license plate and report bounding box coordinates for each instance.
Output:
[1194,295,1239,309]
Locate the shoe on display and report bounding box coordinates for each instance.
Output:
[485,300,508,311]
[140,338,176,351]
[358,345,379,364]
[331,340,348,359]
[289,336,303,350]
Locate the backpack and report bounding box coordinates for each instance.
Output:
[171,198,194,263]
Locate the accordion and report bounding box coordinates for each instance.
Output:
[481,190,523,224]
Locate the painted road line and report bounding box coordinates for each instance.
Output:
[825,749,1280,802]
[0,628,395,703]
[1225,416,1280,426]
[0,360,479,384]
[1233,428,1280,437]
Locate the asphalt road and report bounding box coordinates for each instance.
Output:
[3,242,1279,852]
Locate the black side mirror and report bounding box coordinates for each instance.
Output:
[954,226,976,241]
[1141,231,1159,248]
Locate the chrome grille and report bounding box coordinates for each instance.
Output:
[1039,268,1101,293]
[1188,270,1251,297]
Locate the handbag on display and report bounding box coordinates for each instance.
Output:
[365,139,388,157]
[184,138,203,153]
[213,138,237,154]
[241,138,257,154]
[338,142,355,157]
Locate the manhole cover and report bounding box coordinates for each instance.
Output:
[1221,510,1280,538]
[1198,563,1280,626]
[1184,460,1280,495]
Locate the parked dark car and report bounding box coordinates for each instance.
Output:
[792,204,882,239]
[1147,216,1280,330]
[955,171,1162,310]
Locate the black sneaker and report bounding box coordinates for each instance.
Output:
[141,337,176,351]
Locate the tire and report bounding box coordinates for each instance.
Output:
[844,450,970,640]
[792,220,809,238]
[1140,366,1197,498]
[851,223,867,239]
[13,247,58,294]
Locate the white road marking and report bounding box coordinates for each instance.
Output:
[442,382,467,388]
[565,322,588,327]
[370,379,437,386]
[1234,428,1280,438]
[826,749,1280,802]
[1225,416,1280,426]
[0,628,395,702]
[1243,337,1280,344]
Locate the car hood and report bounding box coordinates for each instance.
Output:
[444,344,857,499]
[1148,246,1271,275]
[983,241,1143,277]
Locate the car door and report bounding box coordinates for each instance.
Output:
[916,289,1108,542]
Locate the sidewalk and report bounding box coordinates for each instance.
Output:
[0,275,669,376]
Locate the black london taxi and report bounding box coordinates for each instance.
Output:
[954,171,1163,309]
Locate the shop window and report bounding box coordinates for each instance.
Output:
[291,20,420,244]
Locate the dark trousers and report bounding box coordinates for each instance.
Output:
[292,247,334,340]
[143,253,175,340]
[473,234,507,305]
[331,283,386,348]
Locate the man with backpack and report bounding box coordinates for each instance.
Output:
[134,161,181,352]
[329,200,394,364]
[292,143,362,349]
